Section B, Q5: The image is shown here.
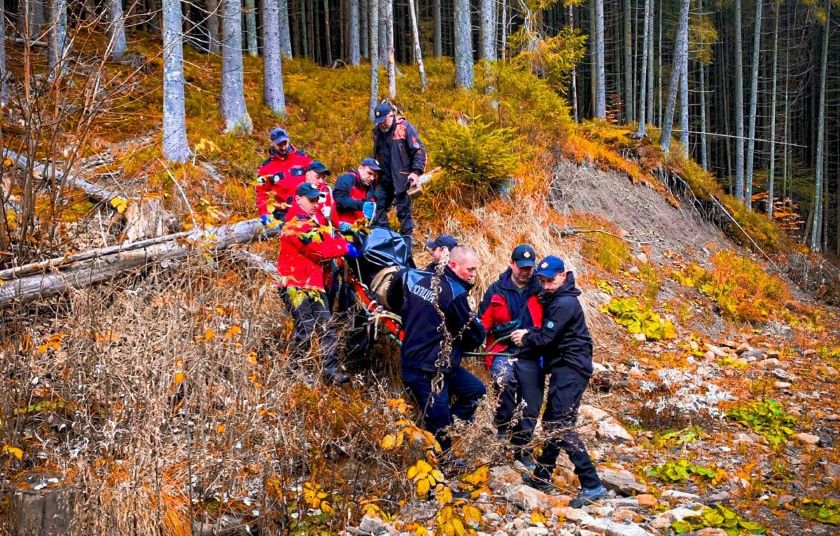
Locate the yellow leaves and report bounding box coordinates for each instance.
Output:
[407,459,445,498]
[302,481,333,514]
[173,360,185,386]
[37,332,65,354]
[387,398,410,414]
[2,157,13,167]
[380,432,405,450]
[203,328,215,341]
[460,465,488,487]
[194,138,220,155]
[434,505,476,536]
[216,424,225,434]
[434,484,453,506]
[110,196,129,214]
[224,325,242,340]
[530,510,547,524]
[417,478,431,497]
[2,444,23,460]
[461,505,482,526]
[246,351,258,365]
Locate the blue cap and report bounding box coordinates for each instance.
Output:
[270,127,289,143]
[295,182,320,200]
[361,157,382,172]
[535,256,566,278]
[305,161,331,175]
[511,244,536,268]
[425,234,458,251]
[373,102,394,126]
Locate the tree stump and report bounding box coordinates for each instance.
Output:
[11,487,74,536]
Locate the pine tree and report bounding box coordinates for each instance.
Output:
[407,0,427,90]
[433,0,442,56]
[0,0,6,104]
[745,0,763,208]
[454,0,474,87]
[48,0,68,77]
[220,0,253,132]
[108,0,127,60]
[369,0,380,119]
[162,0,190,162]
[734,0,745,199]
[206,0,221,54]
[350,0,361,64]
[593,0,606,118]
[279,0,293,57]
[660,0,690,154]
[263,0,287,116]
[244,0,259,56]
[767,0,780,216]
[481,0,497,60]
[635,0,651,137]
[810,0,829,251]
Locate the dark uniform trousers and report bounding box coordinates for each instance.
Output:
[529,365,602,490]
[279,288,340,374]
[401,365,487,452]
[372,178,414,258]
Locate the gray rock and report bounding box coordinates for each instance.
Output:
[359,515,388,535]
[774,381,792,389]
[793,432,820,446]
[504,484,553,511]
[757,358,780,369]
[579,405,611,423]
[661,489,700,502]
[489,465,524,491]
[772,368,795,381]
[741,349,766,361]
[826,462,840,479]
[603,497,639,508]
[649,507,703,530]
[778,495,796,506]
[597,418,635,444]
[582,517,653,536]
[706,491,730,504]
[515,528,549,536]
[599,467,648,495]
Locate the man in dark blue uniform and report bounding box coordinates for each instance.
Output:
[372,102,427,266]
[510,256,608,508]
[390,246,486,461]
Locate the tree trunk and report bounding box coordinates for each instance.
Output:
[324,0,333,65]
[385,0,396,97]
[745,0,762,208]
[279,0,293,57]
[378,0,387,63]
[481,0,496,60]
[657,0,662,126]
[570,5,579,122]
[301,0,309,57]
[108,0,127,60]
[18,0,46,38]
[206,0,221,54]
[0,219,281,309]
[660,0,689,154]
[349,0,361,64]
[407,0,427,90]
[593,0,606,118]
[767,1,779,216]
[646,0,653,123]
[734,0,745,200]
[454,0,473,88]
[679,43,689,155]
[810,0,829,252]
[635,0,650,137]
[698,0,708,169]
[433,0,442,56]
[360,0,369,57]
[369,0,379,119]
[221,0,253,132]
[48,0,68,77]
[263,0,286,116]
[244,0,259,56]
[624,0,633,122]
[162,0,190,162]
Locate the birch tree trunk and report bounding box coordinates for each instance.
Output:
[369,0,380,119]
[263,0,286,116]
[481,0,497,60]
[624,0,633,122]
[744,0,762,208]
[206,0,221,54]
[635,0,650,137]
[108,0,127,60]
[162,0,190,162]
[454,0,474,88]
[734,0,745,200]
[279,0,293,57]
[244,0,258,56]
[221,0,253,132]
[349,0,361,64]
[433,0,442,56]
[767,1,779,216]
[48,0,68,77]
[660,0,690,154]
[593,0,606,118]
[407,0,427,90]
[810,0,829,252]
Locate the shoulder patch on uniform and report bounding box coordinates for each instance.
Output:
[546,320,555,329]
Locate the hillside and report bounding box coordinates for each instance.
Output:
[1,37,839,536]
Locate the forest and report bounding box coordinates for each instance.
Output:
[0,0,839,534]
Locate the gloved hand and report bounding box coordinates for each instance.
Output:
[272,207,286,222]
[339,221,353,233]
[260,214,270,226]
[345,243,362,259]
[362,201,376,221]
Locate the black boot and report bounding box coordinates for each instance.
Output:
[323,369,351,385]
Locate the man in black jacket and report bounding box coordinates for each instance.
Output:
[510,256,608,508]
[372,102,427,266]
[390,246,486,457]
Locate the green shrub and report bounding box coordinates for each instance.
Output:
[798,498,840,526]
[604,298,677,340]
[672,505,765,535]
[425,118,524,205]
[726,399,796,446]
[647,459,721,483]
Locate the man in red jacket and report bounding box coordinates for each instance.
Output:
[333,157,380,227]
[256,127,313,225]
[277,182,361,385]
[303,161,339,229]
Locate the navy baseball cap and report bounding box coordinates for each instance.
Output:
[305,161,331,175]
[373,102,394,126]
[361,157,382,172]
[425,234,458,251]
[270,127,289,143]
[511,244,536,268]
[535,256,567,278]
[295,182,320,200]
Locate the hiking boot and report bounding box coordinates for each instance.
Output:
[521,473,554,493]
[568,484,609,508]
[323,371,351,385]
[513,451,538,474]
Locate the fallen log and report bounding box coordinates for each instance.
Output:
[0,219,282,309]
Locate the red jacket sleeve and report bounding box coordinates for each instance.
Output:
[255,179,270,217]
